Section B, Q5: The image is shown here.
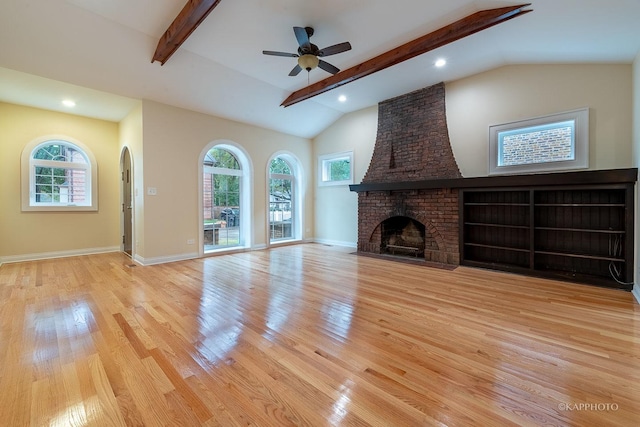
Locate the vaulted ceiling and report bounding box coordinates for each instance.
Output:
[1,0,639,138]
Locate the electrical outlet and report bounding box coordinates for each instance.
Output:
[147,187,157,196]
[187,239,195,245]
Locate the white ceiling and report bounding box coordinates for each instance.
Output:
[1,0,639,138]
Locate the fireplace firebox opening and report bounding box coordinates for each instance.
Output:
[381,216,425,258]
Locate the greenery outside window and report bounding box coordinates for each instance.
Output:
[489,108,589,175]
[269,157,294,242]
[318,151,353,186]
[21,136,98,211]
[203,147,242,250]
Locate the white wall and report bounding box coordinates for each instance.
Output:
[314,64,634,247]
[447,64,633,177]
[138,100,313,263]
[313,106,377,247]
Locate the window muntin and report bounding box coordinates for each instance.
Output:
[269,157,294,241]
[22,137,97,211]
[318,151,354,186]
[489,108,589,175]
[32,143,89,205]
[203,147,242,250]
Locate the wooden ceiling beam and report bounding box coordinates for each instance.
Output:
[152,0,223,65]
[281,4,532,107]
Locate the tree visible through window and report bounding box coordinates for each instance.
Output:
[318,151,354,186]
[25,140,94,209]
[203,147,242,250]
[270,157,294,241]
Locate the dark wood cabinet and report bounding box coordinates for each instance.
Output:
[460,178,635,290]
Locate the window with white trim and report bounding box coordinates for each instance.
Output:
[489,108,589,175]
[269,156,295,242]
[203,147,243,251]
[318,151,353,186]
[21,137,98,211]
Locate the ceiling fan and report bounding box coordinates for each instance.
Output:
[263,27,352,76]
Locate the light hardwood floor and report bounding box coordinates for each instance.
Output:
[1,244,639,426]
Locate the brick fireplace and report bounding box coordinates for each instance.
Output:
[352,83,462,265]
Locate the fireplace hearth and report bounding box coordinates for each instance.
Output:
[352,82,462,266]
[381,216,425,258]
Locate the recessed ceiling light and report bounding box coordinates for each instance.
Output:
[62,99,76,107]
[435,59,447,68]
[338,95,347,103]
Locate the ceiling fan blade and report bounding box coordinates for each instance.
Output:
[318,60,340,75]
[288,64,303,76]
[318,42,352,57]
[263,50,298,57]
[293,27,311,50]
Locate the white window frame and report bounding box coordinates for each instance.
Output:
[489,108,589,175]
[268,154,299,244]
[318,151,354,186]
[199,141,253,255]
[21,135,98,211]
[203,162,242,250]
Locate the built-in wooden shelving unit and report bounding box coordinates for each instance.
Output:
[460,170,636,290]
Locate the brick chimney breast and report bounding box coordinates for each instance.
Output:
[362,82,461,183]
[357,82,461,266]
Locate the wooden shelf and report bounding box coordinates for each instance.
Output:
[465,203,529,206]
[536,203,626,207]
[466,222,529,229]
[464,243,530,252]
[460,177,635,290]
[534,250,625,263]
[534,226,625,234]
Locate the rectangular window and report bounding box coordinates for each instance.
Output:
[318,151,354,186]
[489,108,589,175]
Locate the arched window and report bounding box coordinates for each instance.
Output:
[21,137,97,211]
[269,154,302,244]
[203,146,244,251]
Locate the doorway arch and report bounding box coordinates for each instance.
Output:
[120,146,133,256]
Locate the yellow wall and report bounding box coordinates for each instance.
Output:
[0,102,121,259]
[1,63,633,262]
[0,99,313,264]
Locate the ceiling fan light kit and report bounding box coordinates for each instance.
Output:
[298,54,319,72]
[152,2,531,107]
[281,3,532,107]
[263,26,352,77]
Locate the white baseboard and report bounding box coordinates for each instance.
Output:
[632,286,640,305]
[311,238,357,248]
[0,246,120,266]
[135,251,200,266]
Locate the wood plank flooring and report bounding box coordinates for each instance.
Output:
[1,243,639,426]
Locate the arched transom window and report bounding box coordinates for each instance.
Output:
[22,137,97,211]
